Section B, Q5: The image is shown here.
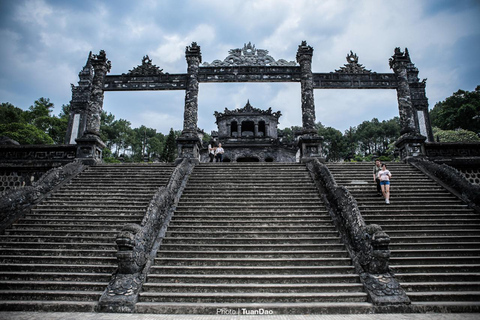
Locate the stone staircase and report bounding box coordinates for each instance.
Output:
[0,164,174,312]
[136,163,372,314]
[327,162,480,312]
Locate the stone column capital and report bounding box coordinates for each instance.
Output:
[296,41,314,64]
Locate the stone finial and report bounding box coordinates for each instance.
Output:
[389,47,411,71]
[186,42,202,62]
[296,41,314,63]
[91,50,112,72]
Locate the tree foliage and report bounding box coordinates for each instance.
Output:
[430,85,480,134]
[432,127,480,142]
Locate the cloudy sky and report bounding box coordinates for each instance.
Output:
[1,0,479,135]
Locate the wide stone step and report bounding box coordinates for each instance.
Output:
[390,256,480,265]
[0,300,97,312]
[401,282,480,292]
[138,292,368,303]
[3,229,118,237]
[37,200,150,206]
[14,218,142,225]
[0,290,102,302]
[157,250,349,259]
[134,301,373,315]
[386,229,480,237]
[168,221,334,227]
[142,282,364,293]
[31,208,145,214]
[0,272,110,282]
[0,235,115,244]
[363,214,480,221]
[21,214,145,221]
[407,291,480,302]
[8,223,132,230]
[0,264,115,273]
[145,273,360,284]
[171,214,332,221]
[392,249,480,257]
[149,266,355,275]
[162,237,340,245]
[155,257,352,267]
[391,264,480,273]
[389,235,480,243]
[0,241,116,250]
[166,226,337,233]
[0,248,116,257]
[159,243,344,252]
[165,231,338,239]
[389,242,480,250]
[0,255,116,265]
[0,280,108,291]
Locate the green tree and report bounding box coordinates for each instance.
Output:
[0,123,54,145]
[0,103,25,125]
[430,86,480,134]
[161,128,177,162]
[316,123,349,162]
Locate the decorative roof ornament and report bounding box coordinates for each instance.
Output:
[202,42,296,67]
[335,51,372,74]
[127,55,164,76]
[214,100,282,119]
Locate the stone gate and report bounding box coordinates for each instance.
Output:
[65,41,433,163]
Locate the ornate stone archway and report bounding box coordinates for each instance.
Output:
[66,42,432,163]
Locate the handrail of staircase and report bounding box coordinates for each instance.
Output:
[409,158,480,214]
[97,158,196,313]
[0,160,87,233]
[305,159,410,307]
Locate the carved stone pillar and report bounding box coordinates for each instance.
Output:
[75,50,110,165]
[65,52,93,145]
[296,41,323,162]
[254,123,259,137]
[405,55,434,142]
[238,124,242,137]
[390,48,427,161]
[177,42,202,162]
[296,41,316,131]
[389,48,417,136]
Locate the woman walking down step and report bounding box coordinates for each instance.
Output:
[377,163,392,204]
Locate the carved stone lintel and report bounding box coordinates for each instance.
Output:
[127,56,163,76]
[335,51,372,74]
[202,42,295,67]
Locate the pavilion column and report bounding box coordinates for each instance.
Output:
[238,123,242,137]
[176,42,202,162]
[254,123,259,137]
[390,48,426,162]
[75,50,110,165]
[296,41,324,162]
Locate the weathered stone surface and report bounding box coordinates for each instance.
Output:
[202,42,296,67]
[97,158,195,313]
[335,51,372,74]
[0,160,86,232]
[127,56,163,76]
[296,41,316,131]
[305,159,410,306]
[389,48,417,135]
[410,158,480,213]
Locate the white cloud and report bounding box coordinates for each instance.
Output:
[14,0,53,27]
